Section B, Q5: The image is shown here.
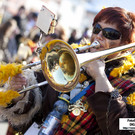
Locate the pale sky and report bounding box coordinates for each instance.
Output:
[92,0,135,12]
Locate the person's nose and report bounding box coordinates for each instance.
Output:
[96,31,103,40]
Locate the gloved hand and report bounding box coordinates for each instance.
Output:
[9,74,27,91]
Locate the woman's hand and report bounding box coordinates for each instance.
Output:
[85,59,106,80]
[84,59,114,93]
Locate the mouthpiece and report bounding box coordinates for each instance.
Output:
[74,40,100,53]
[90,40,100,48]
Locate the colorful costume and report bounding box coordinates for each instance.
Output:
[2,56,135,135]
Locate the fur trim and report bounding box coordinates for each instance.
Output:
[0,69,42,126]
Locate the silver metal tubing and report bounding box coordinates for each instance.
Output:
[19,81,48,94]
[74,41,100,53]
[22,61,41,70]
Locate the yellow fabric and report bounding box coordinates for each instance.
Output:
[0,90,20,107]
[0,63,23,85]
[110,54,135,77]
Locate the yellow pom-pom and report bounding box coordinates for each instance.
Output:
[126,92,135,106]
[0,90,20,107]
[61,115,69,124]
[79,73,87,83]
[110,54,135,77]
[0,63,23,85]
[71,43,90,50]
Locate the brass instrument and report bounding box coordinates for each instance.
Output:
[19,40,99,94]
[19,39,135,93]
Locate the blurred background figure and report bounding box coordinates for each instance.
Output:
[12,5,27,35]
[40,33,58,46]
[55,24,68,42]
[14,37,33,64]
[14,33,40,64]
[40,23,68,46]
[1,5,12,24]
[82,27,89,39]
[24,12,38,37]
[0,19,19,63]
[26,34,40,63]
[68,29,77,44]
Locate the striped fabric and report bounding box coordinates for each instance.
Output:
[55,75,135,135]
[55,82,99,135]
[108,75,135,94]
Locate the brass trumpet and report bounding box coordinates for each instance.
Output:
[19,39,135,93]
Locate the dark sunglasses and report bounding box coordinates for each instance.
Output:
[93,23,121,40]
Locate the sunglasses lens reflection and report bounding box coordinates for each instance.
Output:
[93,24,121,40]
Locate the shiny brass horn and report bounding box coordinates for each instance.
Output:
[19,39,135,93]
[19,40,99,94]
[40,39,135,93]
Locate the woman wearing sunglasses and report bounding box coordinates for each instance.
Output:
[85,7,135,135]
[1,7,135,135]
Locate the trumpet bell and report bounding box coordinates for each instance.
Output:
[40,39,80,92]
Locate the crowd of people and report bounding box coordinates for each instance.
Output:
[0,5,89,66]
[0,5,39,64]
[0,5,135,135]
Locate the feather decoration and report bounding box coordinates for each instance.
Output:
[110,54,135,77]
[126,92,135,105]
[0,90,20,107]
[0,63,23,85]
